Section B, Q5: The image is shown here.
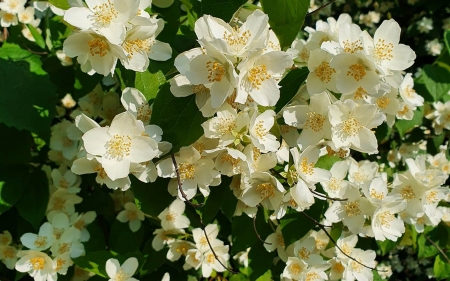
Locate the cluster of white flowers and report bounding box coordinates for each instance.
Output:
[426,100,450,134]
[0,0,41,41]
[62,0,172,75]
[13,176,96,281]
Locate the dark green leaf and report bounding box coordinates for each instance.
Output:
[141,239,167,276]
[132,176,174,217]
[26,24,45,49]
[422,63,450,101]
[395,106,423,139]
[200,176,232,224]
[73,250,116,277]
[0,167,29,214]
[248,242,275,281]
[444,30,450,53]
[221,182,238,222]
[110,220,145,254]
[426,133,445,155]
[49,0,70,9]
[274,67,309,113]
[0,46,57,142]
[280,199,325,247]
[83,222,107,252]
[135,68,167,102]
[15,169,49,230]
[377,239,399,256]
[150,84,207,153]
[260,0,310,49]
[152,1,181,46]
[201,0,247,22]
[0,124,32,167]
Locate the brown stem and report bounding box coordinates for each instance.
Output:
[425,236,450,263]
[306,0,337,17]
[171,154,203,208]
[253,207,271,245]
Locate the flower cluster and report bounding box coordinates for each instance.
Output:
[0,0,43,41]
[62,0,172,75]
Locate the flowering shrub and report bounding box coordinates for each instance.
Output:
[0,0,449,281]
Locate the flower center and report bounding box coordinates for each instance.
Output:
[113,268,130,281]
[306,272,321,281]
[347,63,366,81]
[342,117,362,137]
[314,62,336,83]
[300,157,314,176]
[223,26,251,48]
[344,201,361,217]
[256,183,275,200]
[55,258,66,271]
[88,38,109,57]
[376,96,390,109]
[105,134,132,161]
[123,38,153,59]
[165,211,177,222]
[92,0,118,27]
[298,247,310,260]
[328,177,343,191]
[30,257,46,270]
[34,236,47,248]
[253,121,267,138]
[179,162,195,180]
[342,39,363,53]
[248,65,270,90]
[378,211,394,227]
[374,39,394,62]
[206,61,226,83]
[305,112,325,132]
[289,263,302,275]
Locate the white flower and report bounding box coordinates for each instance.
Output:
[15,250,56,281]
[106,257,138,281]
[63,31,126,76]
[372,195,406,241]
[166,241,195,261]
[417,17,433,33]
[240,172,285,210]
[282,257,307,280]
[283,92,332,149]
[53,253,73,275]
[425,39,443,56]
[399,73,424,107]
[121,87,152,124]
[320,161,349,199]
[329,100,385,154]
[64,0,140,44]
[249,110,280,152]
[47,189,83,219]
[117,202,145,232]
[343,249,376,281]
[82,111,160,181]
[201,245,230,278]
[50,228,85,258]
[192,224,222,253]
[20,223,55,251]
[362,19,416,74]
[236,51,292,106]
[306,49,338,94]
[330,52,380,95]
[158,199,190,231]
[18,6,35,24]
[0,0,26,14]
[264,226,287,262]
[0,12,18,27]
[70,211,97,242]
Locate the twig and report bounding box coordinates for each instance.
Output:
[309,188,348,202]
[171,154,203,208]
[2,27,7,41]
[425,236,450,263]
[306,0,337,17]
[306,213,382,272]
[301,211,332,228]
[171,154,237,274]
[201,219,239,274]
[253,207,271,245]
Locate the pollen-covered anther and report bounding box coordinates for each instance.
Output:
[300,157,314,175]
[123,38,152,59]
[206,61,226,82]
[92,0,118,27]
[344,201,361,217]
[256,183,275,200]
[347,63,366,81]
[248,65,271,90]
[374,39,394,61]
[315,62,336,83]
[342,117,362,136]
[88,38,109,57]
[377,96,391,109]
[179,162,195,180]
[342,39,363,53]
[105,135,132,161]
[305,112,325,132]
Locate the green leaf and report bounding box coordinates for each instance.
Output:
[201,0,247,22]
[444,29,450,53]
[260,0,310,49]
[274,67,309,113]
[248,242,275,281]
[377,239,398,256]
[152,1,181,46]
[395,106,423,139]
[73,250,116,277]
[150,85,207,153]
[232,208,272,254]
[83,222,107,252]
[315,155,341,170]
[280,200,325,247]
[132,176,173,217]
[48,0,70,10]
[434,254,450,280]
[0,167,29,214]
[135,65,167,102]
[426,133,445,155]
[26,24,45,49]
[0,46,57,142]
[221,182,238,222]
[141,239,167,276]
[418,224,449,259]
[422,63,450,101]
[0,124,32,167]
[200,176,232,225]
[109,220,145,254]
[15,169,49,230]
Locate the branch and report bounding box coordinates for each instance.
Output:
[301,212,383,272]
[301,211,332,228]
[171,154,237,274]
[253,207,271,245]
[171,154,203,208]
[309,188,348,202]
[425,236,450,264]
[306,0,337,17]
